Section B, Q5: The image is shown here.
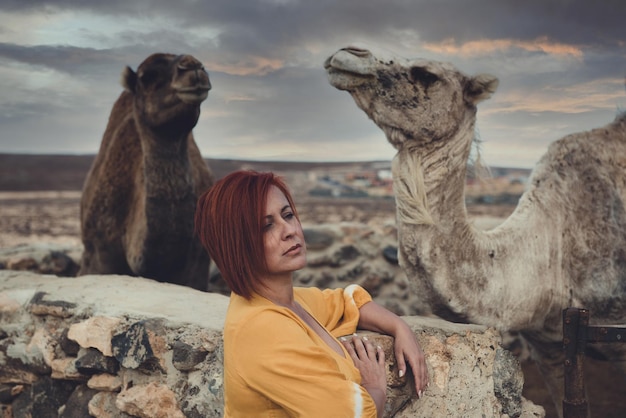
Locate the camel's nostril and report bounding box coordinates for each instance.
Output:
[343,46,370,57]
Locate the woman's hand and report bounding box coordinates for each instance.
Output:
[341,334,386,418]
[357,301,429,398]
[393,322,428,397]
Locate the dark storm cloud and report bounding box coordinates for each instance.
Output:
[139,0,626,48]
[0,0,623,164]
[0,40,216,81]
[0,43,127,77]
[3,1,624,56]
[2,1,623,89]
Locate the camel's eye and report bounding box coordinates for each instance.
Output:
[409,67,439,89]
[139,69,159,86]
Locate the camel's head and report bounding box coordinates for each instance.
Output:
[325,46,498,150]
[122,53,212,132]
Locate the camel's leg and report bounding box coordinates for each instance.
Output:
[78,244,133,276]
[522,332,573,418]
[77,245,99,276]
[171,240,210,291]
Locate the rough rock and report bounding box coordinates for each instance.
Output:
[0,271,543,417]
[11,376,76,418]
[75,348,120,375]
[68,316,121,357]
[88,391,133,418]
[116,382,184,418]
[60,384,99,418]
[0,243,80,277]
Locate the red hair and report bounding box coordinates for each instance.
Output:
[195,170,299,299]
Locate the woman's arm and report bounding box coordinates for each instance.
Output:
[358,301,429,397]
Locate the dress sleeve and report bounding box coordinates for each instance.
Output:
[296,284,373,338]
[232,309,378,418]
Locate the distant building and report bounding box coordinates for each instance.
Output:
[377,169,392,181]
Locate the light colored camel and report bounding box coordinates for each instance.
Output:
[325,46,626,416]
[79,53,214,291]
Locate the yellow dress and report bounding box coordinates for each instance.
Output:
[223,284,377,417]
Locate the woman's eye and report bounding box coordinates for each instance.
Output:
[262,223,272,231]
[284,212,294,220]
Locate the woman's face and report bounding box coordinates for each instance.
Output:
[261,185,307,279]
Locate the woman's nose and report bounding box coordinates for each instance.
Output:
[281,219,296,239]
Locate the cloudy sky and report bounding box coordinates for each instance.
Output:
[0,0,624,168]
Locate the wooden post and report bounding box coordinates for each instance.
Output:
[562,308,589,418]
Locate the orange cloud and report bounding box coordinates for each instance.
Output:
[206,56,285,76]
[482,77,624,115]
[424,36,583,58]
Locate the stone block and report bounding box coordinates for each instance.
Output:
[68,316,121,356]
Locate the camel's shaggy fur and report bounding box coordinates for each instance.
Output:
[392,152,433,226]
[325,46,626,416]
[79,53,214,291]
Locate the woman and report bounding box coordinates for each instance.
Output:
[195,170,428,417]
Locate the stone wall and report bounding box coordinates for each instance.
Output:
[0,271,544,417]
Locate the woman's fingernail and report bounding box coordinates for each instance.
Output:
[353,333,358,336]
[377,345,382,350]
[418,390,422,398]
[399,370,404,378]
[362,336,368,341]
[339,337,347,342]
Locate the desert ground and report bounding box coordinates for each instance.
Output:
[0,156,624,417]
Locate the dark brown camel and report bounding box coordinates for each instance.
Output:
[79,53,214,291]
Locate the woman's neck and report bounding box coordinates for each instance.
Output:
[256,276,296,308]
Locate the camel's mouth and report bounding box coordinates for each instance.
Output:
[176,86,210,104]
[324,48,375,91]
[325,67,373,91]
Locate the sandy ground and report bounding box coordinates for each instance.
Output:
[0,191,82,247]
[1,191,624,417]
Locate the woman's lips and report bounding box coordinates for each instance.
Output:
[283,244,302,255]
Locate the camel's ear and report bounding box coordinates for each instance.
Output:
[464,74,499,105]
[121,66,138,93]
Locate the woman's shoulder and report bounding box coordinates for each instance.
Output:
[226,294,274,320]
[224,296,300,337]
[294,286,324,299]
[294,286,343,308]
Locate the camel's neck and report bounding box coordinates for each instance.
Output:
[139,132,195,201]
[426,132,471,228]
[392,116,473,228]
[392,114,562,332]
[132,135,198,256]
